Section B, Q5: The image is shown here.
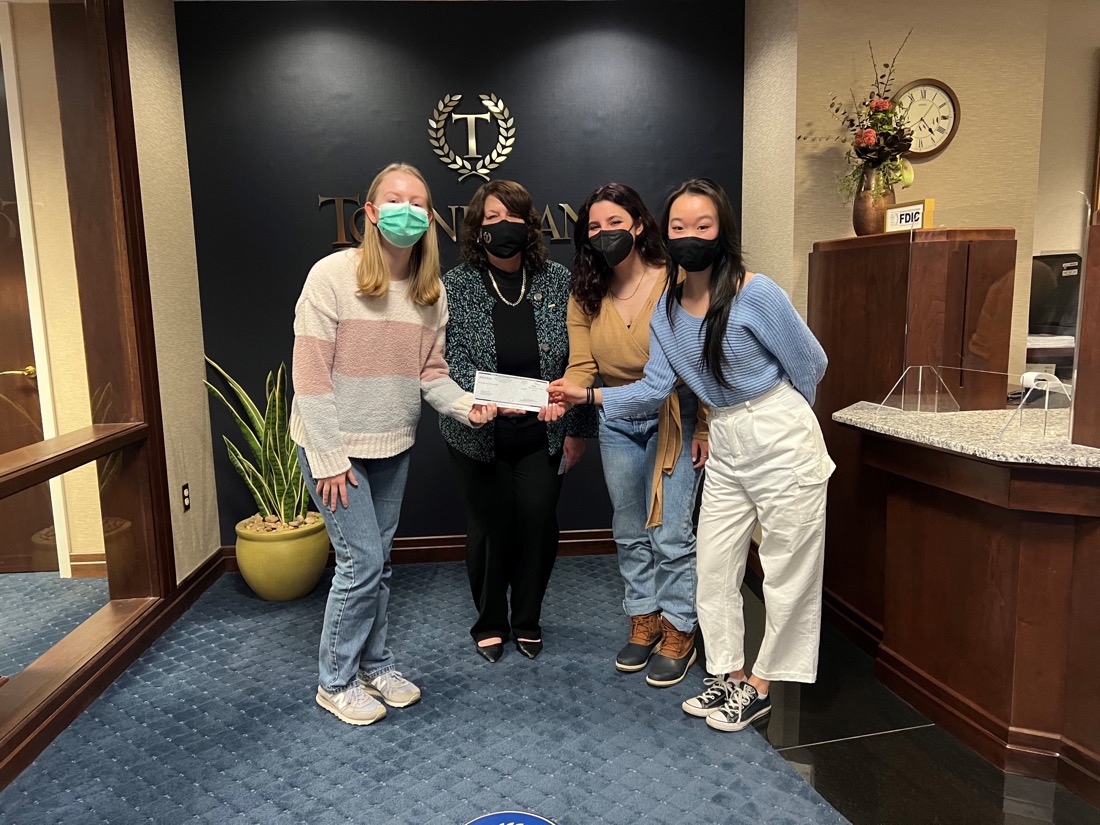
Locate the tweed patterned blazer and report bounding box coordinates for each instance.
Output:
[439,259,598,461]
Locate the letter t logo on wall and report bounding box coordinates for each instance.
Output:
[429,93,516,182]
[450,110,491,159]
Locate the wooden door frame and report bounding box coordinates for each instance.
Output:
[0,0,183,788]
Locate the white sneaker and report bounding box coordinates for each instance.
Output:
[361,670,422,708]
[316,683,387,726]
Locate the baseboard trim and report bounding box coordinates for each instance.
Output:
[875,646,1042,775]
[1059,737,1100,809]
[0,556,107,578]
[70,553,108,579]
[876,648,1087,787]
[822,589,883,656]
[0,558,60,574]
[0,548,225,790]
[222,527,616,571]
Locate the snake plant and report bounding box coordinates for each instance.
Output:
[204,357,308,524]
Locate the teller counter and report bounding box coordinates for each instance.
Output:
[833,400,1100,807]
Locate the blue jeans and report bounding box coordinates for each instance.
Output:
[298,446,411,693]
[599,388,701,633]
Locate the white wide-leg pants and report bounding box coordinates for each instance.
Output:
[696,381,835,683]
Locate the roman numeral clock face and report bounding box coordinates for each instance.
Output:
[896,79,960,158]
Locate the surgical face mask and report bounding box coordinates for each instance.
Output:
[589,229,635,268]
[376,202,430,248]
[667,236,720,272]
[480,219,527,259]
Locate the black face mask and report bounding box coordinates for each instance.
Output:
[667,236,721,272]
[589,229,635,268]
[480,219,527,259]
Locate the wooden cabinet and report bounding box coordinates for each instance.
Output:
[806,229,1017,648]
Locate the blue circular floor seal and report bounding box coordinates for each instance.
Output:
[466,813,554,825]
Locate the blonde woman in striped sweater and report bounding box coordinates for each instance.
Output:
[291,163,495,727]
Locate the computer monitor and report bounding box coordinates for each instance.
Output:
[1029,253,1081,336]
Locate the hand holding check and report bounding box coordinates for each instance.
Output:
[468,403,498,425]
[547,378,590,406]
[475,371,565,420]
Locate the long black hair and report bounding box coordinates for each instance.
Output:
[571,182,665,316]
[661,178,746,388]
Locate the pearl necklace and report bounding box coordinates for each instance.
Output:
[486,266,526,307]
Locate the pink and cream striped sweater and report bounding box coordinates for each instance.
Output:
[290,249,474,478]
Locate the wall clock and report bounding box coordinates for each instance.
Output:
[895,78,960,158]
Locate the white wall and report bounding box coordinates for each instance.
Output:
[1034,0,1100,256]
[789,0,1048,372]
[124,0,221,582]
[742,0,799,297]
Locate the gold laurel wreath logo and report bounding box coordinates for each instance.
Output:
[428,93,515,181]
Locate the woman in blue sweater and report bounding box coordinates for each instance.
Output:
[550,178,834,731]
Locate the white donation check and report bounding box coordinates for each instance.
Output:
[473,370,549,413]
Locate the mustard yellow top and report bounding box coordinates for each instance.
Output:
[564,276,708,528]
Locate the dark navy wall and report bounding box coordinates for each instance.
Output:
[175,0,745,543]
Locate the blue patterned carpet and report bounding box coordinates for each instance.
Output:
[1,556,847,824]
[0,572,110,676]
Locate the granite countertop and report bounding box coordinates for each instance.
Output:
[833,401,1100,468]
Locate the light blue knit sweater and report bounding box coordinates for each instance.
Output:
[601,274,827,418]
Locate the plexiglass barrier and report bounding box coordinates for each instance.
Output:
[878,365,1075,443]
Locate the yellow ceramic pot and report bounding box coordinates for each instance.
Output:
[234,514,330,601]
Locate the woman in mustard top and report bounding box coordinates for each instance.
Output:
[564,182,707,688]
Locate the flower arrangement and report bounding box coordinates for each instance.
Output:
[829,32,915,201]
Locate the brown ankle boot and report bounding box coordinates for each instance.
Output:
[645,617,697,688]
[615,611,663,672]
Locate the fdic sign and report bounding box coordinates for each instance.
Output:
[885,198,935,233]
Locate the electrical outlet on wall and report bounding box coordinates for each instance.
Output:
[182,483,191,512]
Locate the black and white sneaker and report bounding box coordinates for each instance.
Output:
[706,683,771,732]
[681,675,742,718]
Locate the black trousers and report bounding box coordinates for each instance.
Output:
[448,444,564,642]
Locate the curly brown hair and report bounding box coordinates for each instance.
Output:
[460,180,548,272]
[571,182,665,317]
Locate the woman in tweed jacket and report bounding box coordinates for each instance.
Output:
[441,180,597,662]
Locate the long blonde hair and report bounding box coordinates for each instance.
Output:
[357,162,441,305]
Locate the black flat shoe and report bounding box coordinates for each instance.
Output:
[515,639,543,659]
[476,641,503,663]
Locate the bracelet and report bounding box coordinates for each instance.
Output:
[586,387,594,405]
